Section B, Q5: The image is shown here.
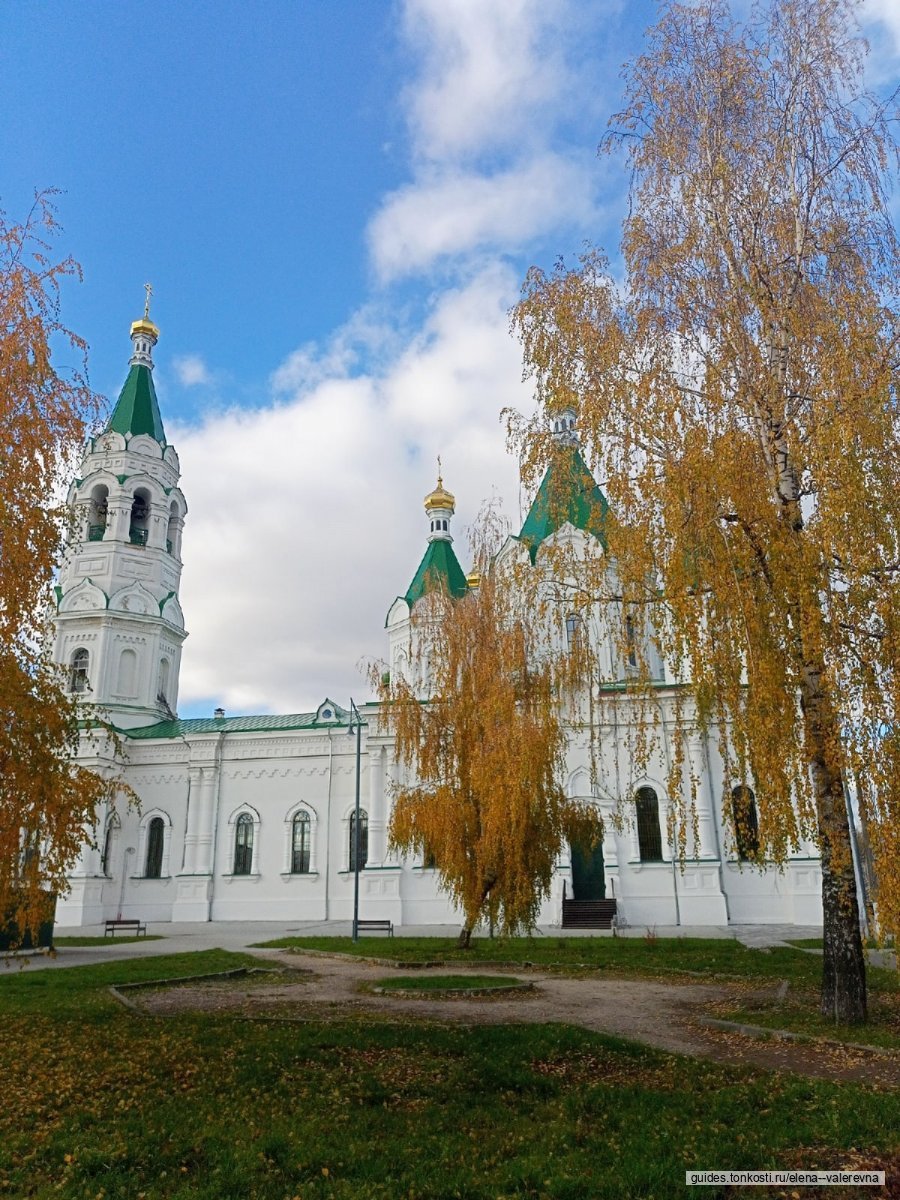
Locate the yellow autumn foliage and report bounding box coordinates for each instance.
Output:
[513,0,898,1022]
[373,513,603,944]
[0,195,115,944]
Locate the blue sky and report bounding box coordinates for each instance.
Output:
[3,0,898,718]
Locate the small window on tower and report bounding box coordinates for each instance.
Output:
[70,648,89,694]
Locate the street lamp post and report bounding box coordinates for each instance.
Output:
[349,699,364,943]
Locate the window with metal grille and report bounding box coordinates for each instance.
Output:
[292,812,311,874]
[233,813,254,875]
[731,785,760,860]
[70,648,89,693]
[636,786,663,862]
[349,810,368,872]
[145,817,164,878]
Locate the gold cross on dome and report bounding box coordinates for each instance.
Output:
[437,454,442,487]
[143,282,153,319]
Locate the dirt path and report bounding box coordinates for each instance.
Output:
[131,951,900,1088]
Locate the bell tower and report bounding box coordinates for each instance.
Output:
[53,293,188,729]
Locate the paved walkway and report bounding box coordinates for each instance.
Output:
[2,919,826,972]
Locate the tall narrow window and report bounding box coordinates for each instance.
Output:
[70,648,89,694]
[636,786,663,862]
[731,785,760,861]
[292,812,311,874]
[145,817,164,878]
[158,658,170,704]
[565,613,583,652]
[625,615,638,669]
[234,813,254,875]
[166,501,180,556]
[117,648,137,696]
[129,488,151,546]
[100,817,116,876]
[349,810,368,872]
[88,484,108,542]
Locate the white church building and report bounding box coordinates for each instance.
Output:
[53,309,824,930]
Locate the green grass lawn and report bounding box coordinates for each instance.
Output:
[718,991,900,1050]
[253,934,900,992]
[1,951,898,1199]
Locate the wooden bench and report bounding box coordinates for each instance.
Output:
[356,919,393,937]
[104,918,147,938]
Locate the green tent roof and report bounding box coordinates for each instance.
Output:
[105,364,166,443]
[405,538,469,606]
[519,445,609,560]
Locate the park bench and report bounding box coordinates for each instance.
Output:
[104,918,147,938]
[356,919,393,937]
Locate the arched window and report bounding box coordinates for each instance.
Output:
[70,648,89,694]
[635,787,663,862]
[88,484,108,541]
[233,813,254,875]
[100,814,118,876]
[129,488,151,546]
[292,812,311,874]
[145,817,164,878]
[117,648,137,696]
[625,614,638,669]
[731,785,760,861]
[166,502,180,556]
[349,810,368,872]
[158,658,170,704]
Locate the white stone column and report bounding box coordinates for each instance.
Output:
[146,501,168,549]
[194,766,217,875]
[108,497,132,542]
[181,766,203,873]
[689,735,719,859]
[384,754,402,865]
[366,745,386,865]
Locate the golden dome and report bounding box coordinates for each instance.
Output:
[465,569,481,589]
[130,316,160,340]
[424,471,455,512]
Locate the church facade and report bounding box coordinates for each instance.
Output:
[53,311,824,930]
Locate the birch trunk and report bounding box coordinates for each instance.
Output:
[800,662,867,1023]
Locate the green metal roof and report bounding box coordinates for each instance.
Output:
[105,364,167,443]
[519,445,609,561]
[404,538,469,606]
[125,704,351,740]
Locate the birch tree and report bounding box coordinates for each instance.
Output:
[0,195,113,945]
[373,517,603,948]
[514,0,899,1022]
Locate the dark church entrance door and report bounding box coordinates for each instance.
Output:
[570,840,605,900]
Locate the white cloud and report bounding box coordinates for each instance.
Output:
[367,0,611,281]
[369,153,598,281]
[401,0,570,162]
[173,354,212,387]
[172,2,612,715]
[863,0,900,46]
[174,266,535,715]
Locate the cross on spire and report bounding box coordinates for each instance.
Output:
[143,282,153,319]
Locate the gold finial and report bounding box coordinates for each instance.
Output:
[424,459,456,512]
[130,282,160,342]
